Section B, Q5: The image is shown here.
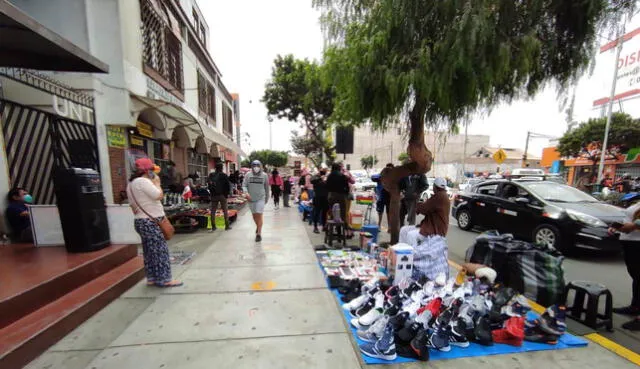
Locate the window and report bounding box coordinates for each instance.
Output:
[192,9,199,29]
[187,149,208,185]
[141,0,183,92]
[222,104,233,136]
[475,183,498,196]
[197,71,216,119]
[200,24,206,45]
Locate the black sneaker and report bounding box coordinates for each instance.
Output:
[524,325,559,344]
[352,299,375,318]
[622,318,640,331]
[538,305,567,336]
[426,324,451,352]
[474,315,494,346]
[255,234,262,242]
[396,328,430,361]
[389,312,410,331]
[449,318,470,348]
[225,226,232,231]
[397,322,422,344]
[339,279,363,296]
[613,305,640,316]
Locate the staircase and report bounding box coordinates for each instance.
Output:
[0,244,144,368]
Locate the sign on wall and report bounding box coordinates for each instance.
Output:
[594,26,640,107]
[107,126,126,148]
[136,121,154,138]
[130,135,145,147]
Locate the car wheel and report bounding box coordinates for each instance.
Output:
[456,208,473,231]
[533,224,562,249]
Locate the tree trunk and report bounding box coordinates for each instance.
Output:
[381,100,433,244]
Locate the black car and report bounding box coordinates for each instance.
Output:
[451,180,626,252]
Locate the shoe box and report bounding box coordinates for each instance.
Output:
[388,244,414,284]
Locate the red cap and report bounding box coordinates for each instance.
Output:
[135,158,154,172]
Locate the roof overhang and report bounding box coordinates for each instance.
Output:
[0,0,109,73]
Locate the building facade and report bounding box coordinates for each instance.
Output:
[340,124,490,172]
[3,0,243,206]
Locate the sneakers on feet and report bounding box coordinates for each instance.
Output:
[613,305,640,316]
[538,305,567,336]
[255,234,262,242]
[622,318,640,331]
[359,322,398,361]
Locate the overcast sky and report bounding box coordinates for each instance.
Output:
[201,0,633,158]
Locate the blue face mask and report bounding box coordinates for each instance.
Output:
[23,194,33,204]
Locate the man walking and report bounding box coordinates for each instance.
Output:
[243,160,270,242]
[400,173,428,226]
[208,162,232,231]
[399,177,451,280]
[283,176,292,208]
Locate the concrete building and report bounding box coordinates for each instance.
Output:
[2,0,243,206]
[340,124,490,171]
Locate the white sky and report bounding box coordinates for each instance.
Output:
[202,0,637,159]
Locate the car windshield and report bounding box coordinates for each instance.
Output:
[523,182,599,203]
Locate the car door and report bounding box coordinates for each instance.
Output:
[470,183,501,228]
[494,183,543,239]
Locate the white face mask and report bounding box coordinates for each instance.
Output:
[252,167,260,174]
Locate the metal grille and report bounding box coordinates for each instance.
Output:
[197,70,216,119]
[0,99,99,205]
[140,0,183,91]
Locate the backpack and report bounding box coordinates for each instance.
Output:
[298,176,306,186]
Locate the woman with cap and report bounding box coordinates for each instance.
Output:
[127,158,182,287]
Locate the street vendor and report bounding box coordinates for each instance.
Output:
[399,177,450,280]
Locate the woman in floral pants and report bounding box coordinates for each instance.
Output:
[128,158,182,287]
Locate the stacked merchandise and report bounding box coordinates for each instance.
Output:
[317,250,383,283]
[338,274,567,362]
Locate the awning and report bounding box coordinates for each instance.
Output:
[131,94,246,157]
[0,1,109,73]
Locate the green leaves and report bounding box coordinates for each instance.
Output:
[248,150,289,169]
[360,155,378,169]
[316,0,633,131]
[557,113,640,158]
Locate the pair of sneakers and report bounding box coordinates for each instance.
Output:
[524,305,567,344]
[359,322,398,361]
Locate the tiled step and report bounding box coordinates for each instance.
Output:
[0,256,144,369]
[0,244,139,329]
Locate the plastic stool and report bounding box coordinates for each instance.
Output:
[361,224,380,243]
[325,220,347,247]
[564,280,613,331]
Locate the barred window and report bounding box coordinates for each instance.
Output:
[140,0,183,92]
[223,104,233,137]
[197,71,216,119]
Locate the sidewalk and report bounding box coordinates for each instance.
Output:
[26,205,639,369]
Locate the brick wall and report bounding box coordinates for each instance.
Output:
[108,146,127,203]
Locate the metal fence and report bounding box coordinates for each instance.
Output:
[0,99,99,204]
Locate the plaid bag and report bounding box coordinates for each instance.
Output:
[504,243,565,306]
[464,231,516,284]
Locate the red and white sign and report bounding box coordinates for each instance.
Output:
[594,27,640,107]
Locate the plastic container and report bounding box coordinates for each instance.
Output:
[350,210,364,230]
[361,224,380,243]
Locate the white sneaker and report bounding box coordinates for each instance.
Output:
[342,294,369,311]
[353,307,382,329]
[423,281,435,297]
[435,273,447,286]
[374,292,385,309]
[361,278,380,293]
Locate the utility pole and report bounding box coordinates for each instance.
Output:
[462,122,468,177]
[522,131,531,168]
[598,15,626,183]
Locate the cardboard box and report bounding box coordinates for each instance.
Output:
[388,243,414,284]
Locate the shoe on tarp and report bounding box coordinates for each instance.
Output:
[360,322,397,361]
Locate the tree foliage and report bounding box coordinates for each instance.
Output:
[248,150,289,169]
[317,0,631,129]
[240,158,251,168]
[263,54,336,161]
[360,155,378,170]
[557,113,640,160]
[290,130,323,169]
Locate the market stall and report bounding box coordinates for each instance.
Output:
[314,245,587,364]
[163,195,246,233]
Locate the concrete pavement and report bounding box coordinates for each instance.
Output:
[25,204,639,368]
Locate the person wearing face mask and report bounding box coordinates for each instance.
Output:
[243,160,270,242]
[6,187,34,242]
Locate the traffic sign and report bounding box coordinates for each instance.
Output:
[493,149,507,164]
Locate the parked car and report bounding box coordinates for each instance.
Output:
[420,177,455,201]
[451,180,626,252]
[459,178,484,192]
[355,176,377,191]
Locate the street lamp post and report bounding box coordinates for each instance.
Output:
[598,18,626,183]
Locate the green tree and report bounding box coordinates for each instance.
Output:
[291,130,323,169]
[398,152,409,165]
[248,150,289,169]
[360,155,378,170]
[314,0,631,243]
[240,158,251,168]
[557,113,640,180]
[263,54,336,162]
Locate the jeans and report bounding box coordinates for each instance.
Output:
[623,241,640,307]
[211,195,229,228]
[313,196,329,228]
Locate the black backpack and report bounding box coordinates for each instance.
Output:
[298,175,306,186]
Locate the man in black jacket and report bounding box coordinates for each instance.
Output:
[400,173,428,225]
[326,163,350,223]
[208,162,232,231]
